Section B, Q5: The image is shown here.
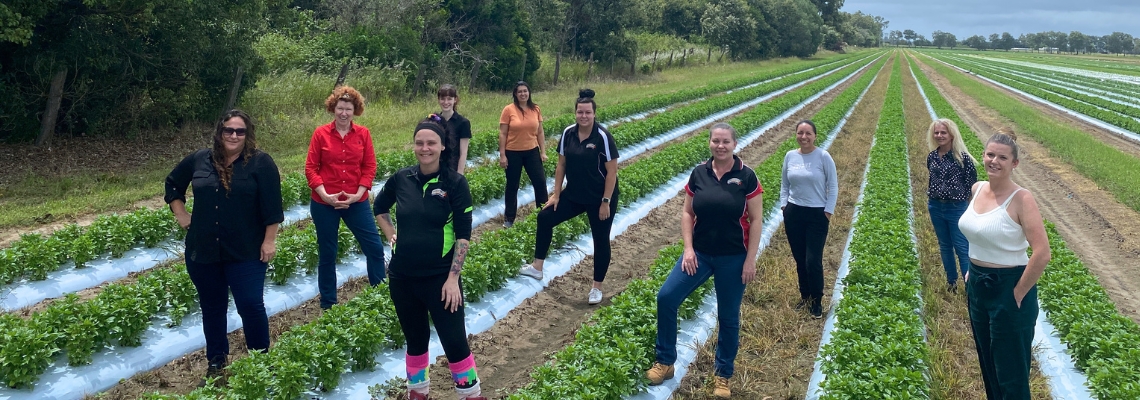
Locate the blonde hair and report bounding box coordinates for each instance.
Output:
[987,127,1022,161]
[926,118,976,167]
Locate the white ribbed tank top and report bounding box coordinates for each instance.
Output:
[958,182,1030,266]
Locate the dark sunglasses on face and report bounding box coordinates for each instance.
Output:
[222,127,247,136]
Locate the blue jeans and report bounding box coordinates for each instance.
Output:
[186,258,269,364]
[928,199,971,285]
[311,200,386,308]
[655,251,748,378]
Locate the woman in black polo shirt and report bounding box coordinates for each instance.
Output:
[373,115,485,400]
[646,123,763,399]
[518,89,618,306]
[165,109,284,384]
[438,84,472,173]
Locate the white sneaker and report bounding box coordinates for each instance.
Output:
[588,288,603,305]
[519,265,543,280]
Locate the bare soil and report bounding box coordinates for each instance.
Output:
[914,56,1140,323]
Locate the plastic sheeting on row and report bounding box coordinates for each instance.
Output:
[932,55,1140,144]
[963,53,1140,85]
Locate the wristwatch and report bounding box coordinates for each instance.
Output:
[601,197,611,203]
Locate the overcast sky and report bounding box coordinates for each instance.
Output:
[842,0,1140,38]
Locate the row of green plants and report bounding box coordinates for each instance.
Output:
[507,53,889,399]
[817,58,930,398]
[958,54,1140,99]
[372,52,865,179]
[906,55,988,181]
[0,265,196,388]
[918,52,1140,400]
[166,88,749,399]
[0,57,872,390]
[946,54,1140,120]
[1037,223,1140,399]
[915,52,1140,214]
[930,53,1140,133]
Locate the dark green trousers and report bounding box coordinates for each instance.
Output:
[966,264,1038,400]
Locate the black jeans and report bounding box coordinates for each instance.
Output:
[389,272,472,363]
[783,203,829,300]
[967,265,1037,400]
[185,259,270,364]
[534,195,618,282]
[504,147,548,222]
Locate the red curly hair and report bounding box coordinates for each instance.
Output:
[325,86,365,116]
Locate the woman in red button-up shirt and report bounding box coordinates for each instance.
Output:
[305,86,387,309]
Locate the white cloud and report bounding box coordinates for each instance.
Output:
[845,0,1140,37]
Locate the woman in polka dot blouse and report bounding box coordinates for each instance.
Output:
[925,118,978,292]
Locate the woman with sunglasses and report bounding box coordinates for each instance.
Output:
[305,86,387,310]
[165,109,284,384]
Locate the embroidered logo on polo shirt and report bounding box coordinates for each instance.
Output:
[727,178,742,185]
[431,188,448,199]
[585,143,596,149]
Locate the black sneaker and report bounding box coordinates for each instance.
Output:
[810,298,823,319]
[198,361,227,388]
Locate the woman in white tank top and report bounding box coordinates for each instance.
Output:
[957,131,1051,400]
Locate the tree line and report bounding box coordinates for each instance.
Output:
[0,0,885,144]
[887,29,1139,55]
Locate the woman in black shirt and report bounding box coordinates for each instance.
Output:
[646,123,763,399]
[925,118,977,292]
[438,84,472,173]
[518,89,619,306]
[373,115,485,400]
[164,109,284,384]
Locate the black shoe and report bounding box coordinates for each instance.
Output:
[948,282,958,293]
[795,298,809,310]
[198,361,227,388]
[810,298,823,319]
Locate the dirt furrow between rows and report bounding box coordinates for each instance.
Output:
[914,56,1140,324]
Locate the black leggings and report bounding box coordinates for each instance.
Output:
[504,147,548,222]
[534,195,618,282]
[783,203,830,300]
[388,272,471,362]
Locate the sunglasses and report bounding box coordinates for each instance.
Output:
[222,127,247,136]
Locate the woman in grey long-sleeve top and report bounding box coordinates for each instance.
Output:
[779,120,838,319]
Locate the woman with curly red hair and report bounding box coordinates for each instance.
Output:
[305,86,387,309]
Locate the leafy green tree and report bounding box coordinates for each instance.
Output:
[759,0,823,57]
[659,0,705,40]
[1069,31,1089,54]
[903,29,917,46]
[565,0,641,66]
[701,0,759,59]
[1000,32,1016,50]
[810,0,844,26]
[964,35,988,50]
[1105,32,1135,54]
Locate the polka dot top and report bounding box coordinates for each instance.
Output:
[927,150,977,202]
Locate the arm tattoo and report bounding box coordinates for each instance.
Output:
[450,241,469,275]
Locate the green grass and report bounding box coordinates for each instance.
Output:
[0,50,863,230]
[917,53,1140,213]
[923,48,1140,77]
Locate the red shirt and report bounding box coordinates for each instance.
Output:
[305,121,377,205]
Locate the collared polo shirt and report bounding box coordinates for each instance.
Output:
[304,121,377,204]
[164,149,285,264]
[685,156,763,256]
[441,111,473,172]
[373,165,473,277]
[557,123,620,205]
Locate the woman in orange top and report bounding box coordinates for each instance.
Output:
[304,86,387,309]
[498,81,549,227]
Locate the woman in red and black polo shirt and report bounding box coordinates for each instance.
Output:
[304,86,387,309]
[518,89,618,306]
[646,123,763,398]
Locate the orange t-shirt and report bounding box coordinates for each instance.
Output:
[500,104,543,151]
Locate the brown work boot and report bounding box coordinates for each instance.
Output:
[713,376,731,398]
[646,362,675,385]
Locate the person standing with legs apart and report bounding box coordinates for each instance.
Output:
[959,130,1050,400]
[438,84,472,174]
[519,89,619,305]
[165,109,284,386]
[647,123,763,398]
[305,86,387,310]
[498,81,549,228]
[780,120,837,319]
[374,116,485,400]
[926,118,978,293]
